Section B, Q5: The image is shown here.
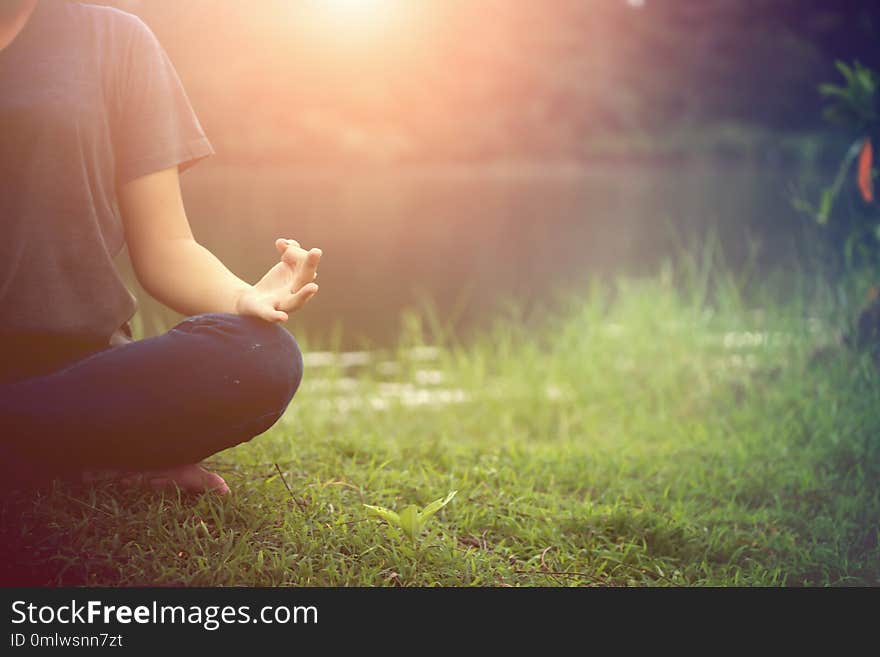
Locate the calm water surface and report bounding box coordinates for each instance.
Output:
[120,160,818,347]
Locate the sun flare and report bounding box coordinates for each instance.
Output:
[309,0,406,30]
[321,0,395,18]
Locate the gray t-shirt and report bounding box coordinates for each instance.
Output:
[0,1,212,372]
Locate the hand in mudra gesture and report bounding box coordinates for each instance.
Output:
[235,238,322,323]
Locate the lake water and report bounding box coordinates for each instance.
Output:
[119,160,821,347]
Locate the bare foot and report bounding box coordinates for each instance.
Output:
[83,463,230,495]
[129,464,230,495]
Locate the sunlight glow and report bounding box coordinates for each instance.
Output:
[308,0,408,35]
[322,0,395,18]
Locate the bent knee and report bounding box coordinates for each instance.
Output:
[234,316,303,407]
[176,313,304,410]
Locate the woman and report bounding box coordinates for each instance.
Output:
[0,0,321,495]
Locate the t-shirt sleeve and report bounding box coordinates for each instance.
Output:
[110,15,214,185]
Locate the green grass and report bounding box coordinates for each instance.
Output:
[3,266,879,587]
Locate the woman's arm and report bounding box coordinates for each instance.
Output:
[118,166,320,322]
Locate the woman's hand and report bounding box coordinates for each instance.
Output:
[234,238,322,323]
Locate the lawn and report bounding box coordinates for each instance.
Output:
[3,264,879,586]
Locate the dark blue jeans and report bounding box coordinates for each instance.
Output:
[0,314,303,488]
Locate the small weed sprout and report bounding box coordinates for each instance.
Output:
[364,491,458,543]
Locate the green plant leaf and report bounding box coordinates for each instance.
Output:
[363,504,400,527]
[817,190,833,225]
[791,196,815,216]
[819,83,847,99]
[420,490,458,520]
[812,138,864,225]
[836,60,854,84]
[398,505,422,542]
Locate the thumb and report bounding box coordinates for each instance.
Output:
[243,292,289,323]
[261,307,289,323]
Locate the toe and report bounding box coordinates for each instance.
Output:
[201,469,230,495]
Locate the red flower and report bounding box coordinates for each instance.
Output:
[857,137,873,203]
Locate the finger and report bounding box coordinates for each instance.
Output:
[281,244,308,268]
[301,248,321,273]
[257,304,288,323]
[277,240,305,267]
[265,308,289,322]
[291,249,322,292]
[275,238,300,255]
[279,283,318,313]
